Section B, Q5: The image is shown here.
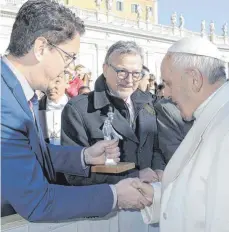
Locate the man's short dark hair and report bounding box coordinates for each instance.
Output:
[7,0,85,57]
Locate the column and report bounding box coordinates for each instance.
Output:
[153,0,158,24]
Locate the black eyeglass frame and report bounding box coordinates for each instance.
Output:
[108,63,144,81]
[48,42,78,69]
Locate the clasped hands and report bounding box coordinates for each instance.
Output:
[115,168,163,210]
[83,139,163,210]
[115,178,154,210]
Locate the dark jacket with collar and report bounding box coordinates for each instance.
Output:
[39,95,49,143]
[39,94,48,111]
[38,94,69,186]
[39,94,70,110]
[38,94,70,144]
[155,98,193,164]
[61,75,164,185]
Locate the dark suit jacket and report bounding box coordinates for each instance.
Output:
[155,98,193,165]
[61,75,164,186]
[38,95,69,186]
[39,94,47,110]
[38,95,49,142]
[1,59,114,221]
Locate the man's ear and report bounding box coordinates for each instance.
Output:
[186,68,203,93]
[103,63,108,79]
[33,37,49,62]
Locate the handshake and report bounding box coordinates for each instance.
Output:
[115,178,154,210]
[83,139,163,210]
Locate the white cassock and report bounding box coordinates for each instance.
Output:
[141,81,229,232]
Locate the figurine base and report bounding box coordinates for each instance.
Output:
[91,162,135,173]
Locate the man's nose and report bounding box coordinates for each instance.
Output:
[125,73,134,84]
[65,64,76,76]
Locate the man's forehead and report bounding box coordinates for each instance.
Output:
[110,52,142,64]
[60,34,80,53]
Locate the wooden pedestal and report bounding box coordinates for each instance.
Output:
[91,162,135,174]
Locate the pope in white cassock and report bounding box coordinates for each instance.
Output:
[137,37,229,232]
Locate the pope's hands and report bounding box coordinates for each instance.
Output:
[115,178,153,210]
[84,139,120,165]
[155,169,164,182]
[131,179,154,202]
[139,168,159,183]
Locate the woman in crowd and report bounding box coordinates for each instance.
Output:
[75,64,92,87]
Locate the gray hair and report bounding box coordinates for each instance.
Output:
[167,52,227,84]
[104,41,144,64]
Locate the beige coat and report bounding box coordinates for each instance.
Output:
[142,82,229,232]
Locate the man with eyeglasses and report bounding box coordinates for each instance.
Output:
[1,0,151,222]
[61,40,165,186]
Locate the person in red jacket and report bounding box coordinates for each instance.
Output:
[66,75,84,98]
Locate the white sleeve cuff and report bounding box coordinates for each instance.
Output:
[81,148,88,169]
[141,182,162,224]
[109,185,117,210]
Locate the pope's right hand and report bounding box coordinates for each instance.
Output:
[131,179,154,202]
[115,178,152,210]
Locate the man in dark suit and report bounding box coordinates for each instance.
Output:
[1,0,151,222]
[39,75,69,144]
[39,76,70,185]
[61,41,165,186]
[155,98,193,165]
[138,65,151,92]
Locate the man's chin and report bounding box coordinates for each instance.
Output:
[117,91,133,100]
[48,96,58,101]
[180,112,194,122]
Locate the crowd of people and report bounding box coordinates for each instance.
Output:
[1,1,229,231]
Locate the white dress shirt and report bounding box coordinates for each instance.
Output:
[45,95,68,145]
[3,56,34,102]
[125,96,135,127]
[46,95,68,111]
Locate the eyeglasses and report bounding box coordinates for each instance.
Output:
[48,42,78,69]
[108,63,143,81]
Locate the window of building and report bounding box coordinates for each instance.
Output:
[131,4,138,13]
[148,7,153,13]
[116,0,123,11]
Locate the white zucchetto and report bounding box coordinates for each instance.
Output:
[168,37,223,61]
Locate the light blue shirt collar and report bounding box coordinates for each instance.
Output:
[3,56,34,101]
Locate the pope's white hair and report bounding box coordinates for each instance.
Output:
[167,52,226,84]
